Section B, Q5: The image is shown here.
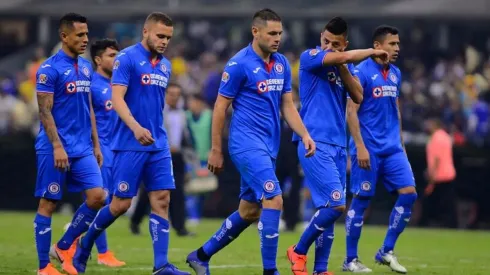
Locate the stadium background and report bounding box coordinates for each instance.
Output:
[1,0,490,231]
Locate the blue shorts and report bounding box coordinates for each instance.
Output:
[231,150,282,203]
[298,142,347,208]
[101,166,113,204]
[350,150,415,197]
[112,150,175,198]
[35,154,103,200]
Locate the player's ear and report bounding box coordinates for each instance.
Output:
[344,40,349,51]
[373,40,381,49]
[94,56,102,66]
[252,26,259,38]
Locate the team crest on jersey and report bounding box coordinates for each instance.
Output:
[257,81,268,93]
[118,181,129,192]
[372,87,382,98]
[160,63,167,73]
[263,180,275,192]
[105,100,113,111]
[48,182,60,194]
[113,60,120,70]
[309,49,319,56]
[331,190,342,201]
[389,73,398,83]
[82,66,90,77]
[361,181,371,191]
[38,74,48,84]
[274,63,284,74]
[141,74,151,85]
[66,82,76,93]
[327,72,337,82]
[221,72,230,83]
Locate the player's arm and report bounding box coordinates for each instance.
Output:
[88,91,103,166]
[281,93,315,157]
[111,54,154,145]
[338,64,363,104]
[322,48,388,66]
[396,99,405,152]
[36,67,69,170]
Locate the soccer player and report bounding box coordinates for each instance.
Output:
[87,38,126,267]
[72,12,190,275]
[186,8,316,275]
[34,13,106,275]
[286,17,389,275]
[343,25,417,274]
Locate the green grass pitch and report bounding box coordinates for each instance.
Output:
[1,211,489,274]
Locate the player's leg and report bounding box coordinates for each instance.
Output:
[287,143,346,275]
[95,165,126,267]
[144,150,190,275]
[73,151,147,273]
[34,154,65,275]
[186,152,263,275]
[375,151,417,274]
[343,153,378,273]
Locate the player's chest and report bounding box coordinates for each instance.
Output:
[96,85,113,112]
[244,62,286,96]
[57,64,91,94]
[368,71,399,100]
[317,67,344,91]
[133,61,170,89]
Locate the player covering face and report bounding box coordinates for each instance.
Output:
[285,17,390,275]
[343,25,416,274]
[72,12,190,275]
[34,13,107,275]
[186,8,315,275]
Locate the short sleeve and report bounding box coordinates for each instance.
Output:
[218,61,245,98]
[111,53,132,86]
[36,64,58,93]
[299,49,329,72]
[353,66,367,90]
[396,70,402,97]
[282,60,292,95]
[347,63,356,75]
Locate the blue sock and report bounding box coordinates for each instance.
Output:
[95,231,108,254]
[258,208,281,270]
[383,193,417,253]
[58,203,98,250]
[345,197,370,262]
[295,207,343,255]
[314,224,334,273]
[149,213,170,269]
[202,211,251,258]
[81,205,117,251]
[34,214,52,269]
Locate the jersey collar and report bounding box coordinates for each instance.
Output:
[368,57,392,80]
[57,49,78,63]
[136,42,164,62]
[247,43,276,62]
[93,71,110,83]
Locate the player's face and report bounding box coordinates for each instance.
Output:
[166,86,181,107]
[321,30,348,52]
[253,21,283,54]
[96,47,119,76]
[375,34,400,63]
[61,22,89,55]
[144,22,173,54]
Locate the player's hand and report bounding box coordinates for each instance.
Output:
[133,126,155,146]
[207,148,224,175]
[302,134,316,157]
[357,145,371,170]
[53,144,69,171]
[424,183,435,196]
[94,146,103,167]
[372,49,389,64]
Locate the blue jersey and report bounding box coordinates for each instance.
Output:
[349,58,403,156]
[111,43,172,151]
[219,44,292,158]
[91,72,116,166]
[35,50,93,157]
[293,47,355,148]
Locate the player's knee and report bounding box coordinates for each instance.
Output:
[398,186,417,196]
[262,195,283,210]
[238,200,262,222]
[149,190,171,212]
[398,192,418,206]
[38,198,57,216]
[85,188,106,210]
[109,197,132,216]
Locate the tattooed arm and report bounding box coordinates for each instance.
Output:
[37,92,69,170]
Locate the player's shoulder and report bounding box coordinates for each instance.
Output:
[37,55,60,76]
[116,45,137,59]
[390,64,401,76]
[77,57,93,77]
[300,48,321,59]
[160,56,172,70]
[272,51,289,64]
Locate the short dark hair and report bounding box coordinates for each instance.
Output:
[252,8,281,26]
[59,13,87,32]
[373,25,399,43]
[145,12,173,26]
[90,39,119,63]
[190,93,206,103]
[324,17,348,37]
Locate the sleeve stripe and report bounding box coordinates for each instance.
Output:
[218,92,235,99]
[111,83,128,87]
[36,91,54,94]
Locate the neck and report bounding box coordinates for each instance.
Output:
[373,57,390,69]
[252,40,271,62]
[141,40,159,60]
[61,44,77,59]
[96,68,111,79]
